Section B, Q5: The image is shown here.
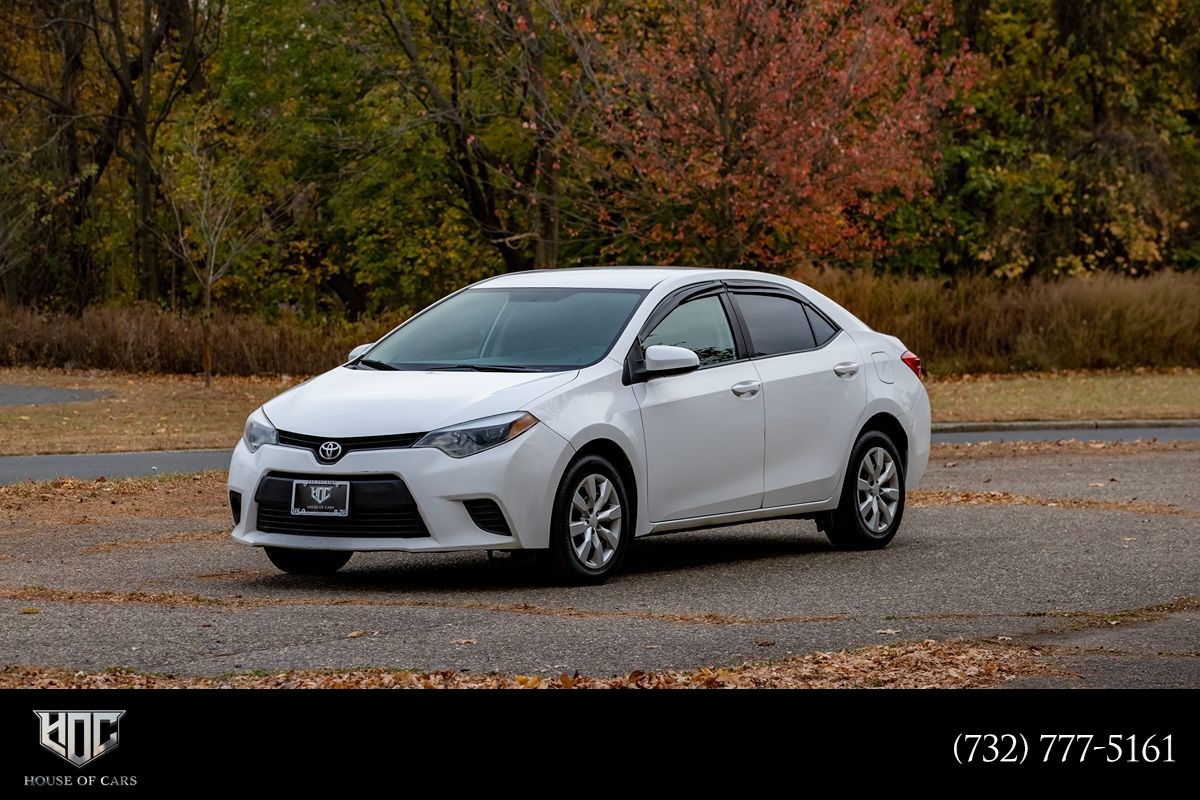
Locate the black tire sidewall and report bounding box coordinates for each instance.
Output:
[548,455,631,583]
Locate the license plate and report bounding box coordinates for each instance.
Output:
[290,480,350,516]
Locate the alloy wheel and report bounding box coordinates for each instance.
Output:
[568,473,623,569]
[856,446,900,534]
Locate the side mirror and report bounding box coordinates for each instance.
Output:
[643,344,700,377]
[348,343,372,362]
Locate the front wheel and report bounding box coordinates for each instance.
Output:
[546,455,631,584]
[819,431,905,550]
[265,546,352,575]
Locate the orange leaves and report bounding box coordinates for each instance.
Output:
[0,640,1062,689]
[598,0,973,267]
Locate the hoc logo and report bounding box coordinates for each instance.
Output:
[34,711,125,768]
[318,441,342,461]
[310,485,333,504]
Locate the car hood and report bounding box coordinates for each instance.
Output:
[262,367,578,437]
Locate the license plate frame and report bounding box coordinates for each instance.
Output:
[290,479,351,517]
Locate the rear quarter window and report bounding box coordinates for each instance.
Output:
[804,303,839,346]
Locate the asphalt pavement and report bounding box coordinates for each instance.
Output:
[0,449,231,484]
[0,384,107,406]
[1,449,1197,686]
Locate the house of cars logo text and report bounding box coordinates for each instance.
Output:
[25,711,136,787]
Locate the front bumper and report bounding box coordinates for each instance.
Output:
[227,422,575,552]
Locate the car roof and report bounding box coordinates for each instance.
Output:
[477,266,785,291]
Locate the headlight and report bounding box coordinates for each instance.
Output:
[243,408,278,453]
[414,411,538,458]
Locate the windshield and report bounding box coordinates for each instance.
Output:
[358,287,648,371]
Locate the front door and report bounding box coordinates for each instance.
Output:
[633,294,765,521]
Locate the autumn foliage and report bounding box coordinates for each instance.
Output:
[599,0,973,267]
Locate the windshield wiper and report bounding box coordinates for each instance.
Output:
[422,364,539,373]
[354,358,399,371]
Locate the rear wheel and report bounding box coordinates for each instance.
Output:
[546,455,631,584]
[820,431,905,550]
[265,547,352,575]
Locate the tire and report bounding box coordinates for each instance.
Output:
[265,546,352,575]
[819,430,905,550]
[546,454,632,584]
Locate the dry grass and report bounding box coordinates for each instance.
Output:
[930,438,1200,459]
[0,304,389,376]
[0,471,227,527]
[927,368,1200,422]
[0,639,1062,688]
[910,489,1199,518]
[801,269,1200,376]
[3,367,1200,458]
[4,271,1200,378]
[0,368,299,455]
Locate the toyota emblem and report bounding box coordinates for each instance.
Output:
[318,441,342,461]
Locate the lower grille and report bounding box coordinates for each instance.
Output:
[253,472,430,539]
[464,499,512,536]
[229,491,243,526]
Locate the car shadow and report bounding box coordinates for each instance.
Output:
[239,523,837,594]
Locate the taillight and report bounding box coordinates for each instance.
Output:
[901,350,923,380]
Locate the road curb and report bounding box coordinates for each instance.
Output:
[932,419,1200,433]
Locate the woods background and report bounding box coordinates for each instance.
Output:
[2,0,1198,376]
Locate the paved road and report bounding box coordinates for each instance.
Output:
[4,424,1199,484]
[1,449,1197,686]
[0,384,107,406]
[0,449,230,484]
[934,426,1200,443]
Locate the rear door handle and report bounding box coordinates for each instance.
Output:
[833,362,859,377]
[731,380,761,397]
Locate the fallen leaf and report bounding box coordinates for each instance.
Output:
[451,638,476,646]
[19,607,39,615]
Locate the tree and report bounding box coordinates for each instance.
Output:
[598,0,972,269]
[374,0,609,270]
[896,0,1200,277]
[86,0,223,301]
[159,108,271,386]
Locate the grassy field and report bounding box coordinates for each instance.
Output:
[2,367,1198,457]
[0,368,300,456]
[927,369,1200,422]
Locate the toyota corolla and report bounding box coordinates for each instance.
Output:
[228,268,930,583]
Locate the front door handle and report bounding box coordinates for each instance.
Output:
[731,380,761,397]
[833,362,860,377]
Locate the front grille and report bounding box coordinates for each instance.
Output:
[464,499,512,536]
[253,472,430,539]
[276,430,426,463]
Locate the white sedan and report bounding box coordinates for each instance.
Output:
[228,268,930,583]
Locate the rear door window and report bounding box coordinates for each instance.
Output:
[731,293,817,356]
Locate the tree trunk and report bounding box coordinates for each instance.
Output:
[133,134,160,302]
[202,278,213,387]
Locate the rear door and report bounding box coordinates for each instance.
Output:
[727,286,866,507]
[633,286,765,521]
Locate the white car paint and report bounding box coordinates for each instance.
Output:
[228,267,930,561]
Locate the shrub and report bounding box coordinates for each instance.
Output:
[3,271,1198,377]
